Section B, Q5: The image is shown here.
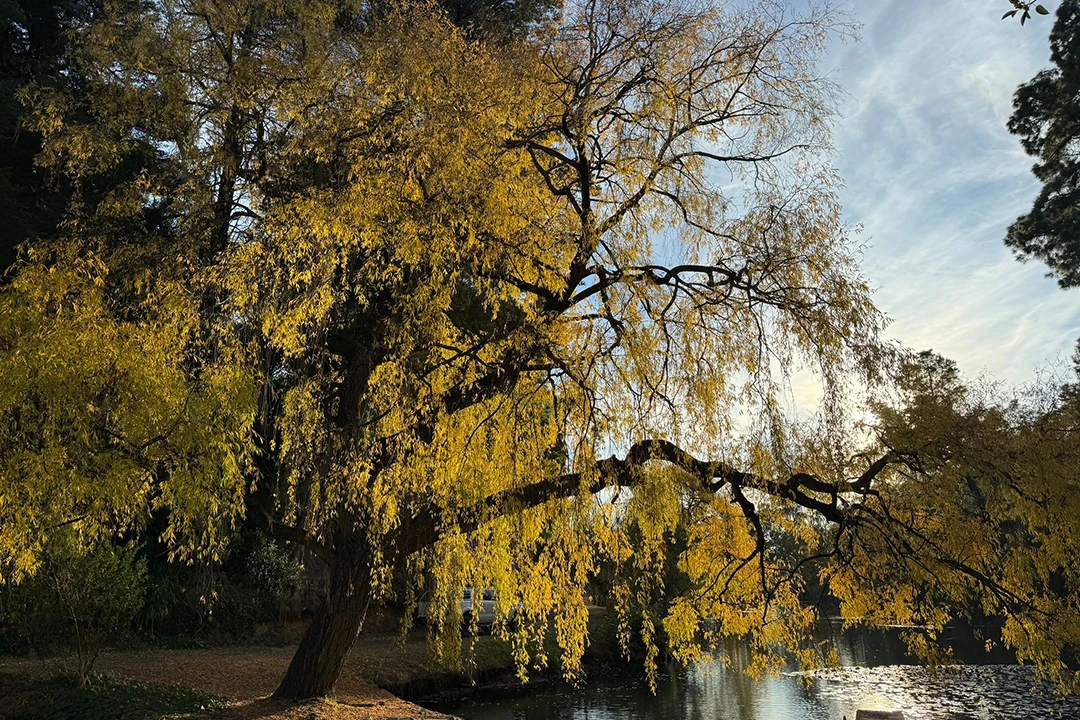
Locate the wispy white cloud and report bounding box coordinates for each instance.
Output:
[823,0,1080,382]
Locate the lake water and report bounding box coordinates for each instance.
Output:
[426,624,1080,720]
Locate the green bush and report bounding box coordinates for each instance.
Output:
[173,532,309,639]
[0,674,226,720]
[244,535,305,623]
[4,538,147,686]
[135,573,185,639]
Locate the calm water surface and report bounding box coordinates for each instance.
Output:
[427,625,1080,720]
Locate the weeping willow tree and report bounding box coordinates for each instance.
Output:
[226,0,889,696]
[5,0,1080,701]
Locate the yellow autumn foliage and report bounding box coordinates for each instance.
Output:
[6,0,1079,699]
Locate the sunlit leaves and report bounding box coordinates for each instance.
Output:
[828,355,1080,691]
[0,250,255,582]
[4,0,905,688]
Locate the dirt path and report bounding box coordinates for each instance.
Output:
[0,645,458,719]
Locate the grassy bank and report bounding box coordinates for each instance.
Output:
[0,608,634,719]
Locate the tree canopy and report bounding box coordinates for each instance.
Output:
[2,0,1080,701]
[1006,0,1080,285]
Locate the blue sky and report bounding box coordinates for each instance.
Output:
[822,0,1079,382]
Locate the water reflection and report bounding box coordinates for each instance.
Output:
[427,625,1080,720]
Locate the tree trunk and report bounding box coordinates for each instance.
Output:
[273,555,371,699]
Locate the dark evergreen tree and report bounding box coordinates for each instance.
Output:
[1006,0,1080,286]
[0,0,91,274]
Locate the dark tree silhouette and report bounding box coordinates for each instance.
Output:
[0,0,93,275]
[1006,0,1080,285]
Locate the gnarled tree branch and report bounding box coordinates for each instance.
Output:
[391,438,894,559]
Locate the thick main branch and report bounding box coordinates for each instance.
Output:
[392,438,893,558]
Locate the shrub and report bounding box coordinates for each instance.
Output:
[4,538,147,686]
[179,531,309,638]
[244,535,305,623]
[135,572,185,639]
[0,674,226,720]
